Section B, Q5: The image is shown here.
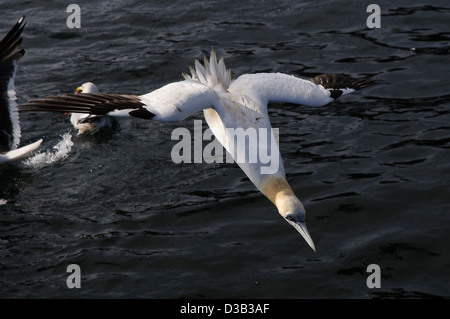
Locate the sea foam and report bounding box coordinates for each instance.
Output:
[23,132,74,169]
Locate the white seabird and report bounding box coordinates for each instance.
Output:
[70,82,112,135]
[0,16,42,164]
[20,50,380,251]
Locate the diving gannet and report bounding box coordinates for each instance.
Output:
[20,50,380,250]
[0,16,42,164]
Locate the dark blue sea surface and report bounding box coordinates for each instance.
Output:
[1,0,449,298]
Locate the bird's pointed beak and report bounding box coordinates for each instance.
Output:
[75,87,82,94]
[285,215,316,252]
[294,221,316,252]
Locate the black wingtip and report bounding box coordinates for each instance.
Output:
[309,73,384,99]
[309,73,381,90]
[19,93,156,121]
[0,16,27,63]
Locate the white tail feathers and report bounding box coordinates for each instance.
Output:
[183,50,232,90]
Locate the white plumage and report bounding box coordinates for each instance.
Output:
[70,82,112,135]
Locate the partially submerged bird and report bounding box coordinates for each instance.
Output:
[20,50,380,250]
[70,82,112,135]
[0,16,42,164]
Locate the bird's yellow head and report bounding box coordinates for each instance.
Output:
[74,82,99,94]
[261,176,316,252]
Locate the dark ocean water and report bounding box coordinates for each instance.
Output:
[0,0,449,299]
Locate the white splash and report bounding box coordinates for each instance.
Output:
[23,132,74,169]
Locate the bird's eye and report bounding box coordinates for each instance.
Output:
[285,214,296,222]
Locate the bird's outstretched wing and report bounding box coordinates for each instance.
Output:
[0,16,26,152]
[20,80,225,122]
[228,72,380,109]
